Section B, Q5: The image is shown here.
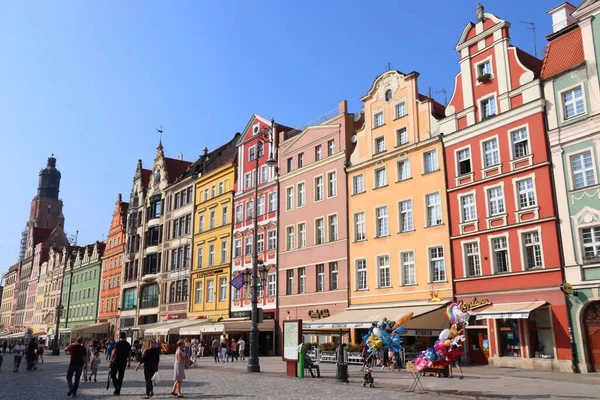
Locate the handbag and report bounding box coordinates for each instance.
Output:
[152,371,159,384]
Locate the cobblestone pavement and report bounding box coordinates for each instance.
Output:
[0,354,444,400]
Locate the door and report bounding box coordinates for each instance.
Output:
[584,302,600,371]
[468,329,489,365]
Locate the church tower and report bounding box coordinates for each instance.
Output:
[28,154,65,229]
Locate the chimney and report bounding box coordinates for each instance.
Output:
[178,153,184,161]
[548,2,577,33]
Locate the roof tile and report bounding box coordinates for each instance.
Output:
[541,26,585,80]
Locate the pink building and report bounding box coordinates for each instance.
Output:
[277,101,357,346]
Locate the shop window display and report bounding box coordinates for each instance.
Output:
[498,319,521,357]
[528,309,554,359]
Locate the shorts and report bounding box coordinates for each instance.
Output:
[454,357,462,367]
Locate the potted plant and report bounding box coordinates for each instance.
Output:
[477,73,492,83]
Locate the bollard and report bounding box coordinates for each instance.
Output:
[336,343,349,382]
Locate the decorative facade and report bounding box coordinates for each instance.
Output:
[440,6,571,371]
[0,264,18,333]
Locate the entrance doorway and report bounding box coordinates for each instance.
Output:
[584,302,600,372]
[467,328,489,365]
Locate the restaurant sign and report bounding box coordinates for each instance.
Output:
[167,313,186,320]
[460,297,491,312]
[308,309,330,319]
[193,269,224,279]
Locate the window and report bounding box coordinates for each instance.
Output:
[430,247,446,282]
[260,165,268,183]
[396,127,408,146]
[267,274,276,297]
[327,171,337,197]
[209,211,216,229]
[298,267,306,293]
[286,187,294,211]
[257,196,265,216]
[123,288,136,310]
[356,259,367,290]
[401,252,416,285]
[523,231,543,270]
[385,89,392,102]
[258,143,264,158]
[376,206,389,237]
[211,185,216,198]
[298,223,306,248]
[219,278,227,301]
[492,237,509,273]
[286,226,295,251]
[249,146,256,161]
[221,240,228,264]
[571,151,596,189]
[206,280,214,303]
[328,215,338,241]
[235,205,242,223]
[374,112,384,128]
[244,173,252,190]
[397,160,411,181]
[483,138,499,167]
[353,175,365,194]
[457,148,472,175]
[354,212,366,241]
[511,128,529,159]
[315,176,324,201]
[375,136,386,154]
[287,157,293,172]
[298,153,304,168]
[315,145,322,161]
[424,150,438,173]
[244,237,252,256]
[329,262,338,290]
[395,102,407,119]
[517,178,536,209]
[246,200,254,219]
[481,96,497,118]
[377,255,391,288]
[195,282,203,304]
[297,183,305,207]
[234,239,242,258]
[426,193,442,226]
[562,86,585,119]
[286,270,294,295]
[582,227,600,264]
[465,242,481,276]
[315,218,325,245]
[375,167,387,188]
[399,200,413,232]
[140,284,159,308]
[316,264,325,292]
[477,60,492,76]
[208,244,215,266]
[461,194,476,222]
[328,140,335,156]
[222,206,229,224]
[219,182,224,195]
[269,192,277,212]
[268,230,277,250]
[487,186,505,216]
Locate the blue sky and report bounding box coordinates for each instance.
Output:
[0,0,566,277]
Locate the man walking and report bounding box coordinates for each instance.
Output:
[65,337,88,397]
[109,332,132,395]
[211,338,219,363]
[238,337,245,361]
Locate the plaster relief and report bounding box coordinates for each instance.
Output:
[376,72,399,101]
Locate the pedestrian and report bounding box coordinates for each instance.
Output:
[2,340,7,353]
[90,351,101,382]
[65,337,88,397]
[190,339,198,366]
[171,339,185,398]
[37,340,45,364]
[106,337,114,361]
[448,343,465,379]
[0,350,4,370]
[211,338,219,363]
[198,340,205,358]
[184,339,192,368]
[109,331,132,396]
[135,338,160,399]
[26,338,37,371]
[229,339,238,362]
[238,337,245,361]
[220,337,228,362]
[12,341,25,372]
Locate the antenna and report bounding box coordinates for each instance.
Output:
[387,62,392,71]
[436,88,448,105]
[519,21,537,58]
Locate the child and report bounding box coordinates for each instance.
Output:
[90,351,101,382]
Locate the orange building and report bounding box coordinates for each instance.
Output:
[98,193,128,336]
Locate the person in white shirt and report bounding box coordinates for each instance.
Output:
[12,341,25,372]
[238,338,245,361]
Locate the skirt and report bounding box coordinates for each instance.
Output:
[174,360,185,381]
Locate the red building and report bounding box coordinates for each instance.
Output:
[439,6,571,371]
[98,193,128,336]
[230,115,292,355]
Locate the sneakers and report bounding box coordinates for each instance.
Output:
[67,390,72,396]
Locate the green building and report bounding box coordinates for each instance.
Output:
[59,242,105,329]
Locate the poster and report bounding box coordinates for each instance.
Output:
[482,339,489,352]
[283,320,301,361]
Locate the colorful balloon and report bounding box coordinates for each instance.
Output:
[439,329,450,340]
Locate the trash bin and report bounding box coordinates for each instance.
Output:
[336,344,349,382]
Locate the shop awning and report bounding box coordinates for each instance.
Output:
[32,331,46,337]
[70,322,110,335]
[302,303,447,334]
[223,318,274,333]
[178,319,211,336]
[130,320,171,332]
[473,301,547,320]
[5,332,25,339]
[144,319,199,335]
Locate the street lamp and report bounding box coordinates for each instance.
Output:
[247,119,277,373]
[51,304,64,356]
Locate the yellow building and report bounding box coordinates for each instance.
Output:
[189,134,240,323]
[345,70,452,340]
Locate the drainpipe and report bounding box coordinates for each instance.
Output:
[541,93,580,373]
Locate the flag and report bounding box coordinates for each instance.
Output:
[230,273,244,290]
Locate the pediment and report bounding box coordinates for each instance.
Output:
[571,205,600,225]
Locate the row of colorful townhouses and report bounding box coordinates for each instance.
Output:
[3,2,600,373]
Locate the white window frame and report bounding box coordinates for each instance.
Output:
[428,246,446,283]
[269,192,277,212]
[298,222,306,248]
[248,146,256,162]
[206,280,214,303]
[354,212,366,242]
[327,171,337,197]
[374,167,387,188]
[328,140,335,156]
[267,273,276,297]
[486,184,506,217]
[455,146,473,176]
[375,136,386,154]
[314,175,324,201]
[315,217,325,245]
[397,159,411,181]
[425,192,442,227]
[297,182,306,207]
[353,174,365,194]
[489,233,511,274]
[395,102,407,119]
[459,192,477,222]
[355,259,367,291]
[396,127,408,146]
[286,226,295,251]
[560,84,586,121]
[328,214,338,242]
[315,145,322,161]
[518,227,545,271]
[317,264,325,292]
[481,136,500,168]
[510,127,530,160]
[569,149,597,190]
[423,149,438,173]
[463,240,482,277]
[298,267,306,294]
[480,94,498,119]
[375,205,389,237]
[398,199,413,232]
[374,112,384,128]
[513,175,537,210]
[377,254,391,288]
[286,186,294,211]
[400,250,416,286]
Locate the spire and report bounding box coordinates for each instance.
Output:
[37,154,61,199]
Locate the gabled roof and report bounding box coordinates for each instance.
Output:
[541,25,584,80]
[164,158,193,184]
[417,94,446,120]
[141,169,152,188]
[183,133,241,182]
[515,48,543,77]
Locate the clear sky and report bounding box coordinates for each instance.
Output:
[0,0,567,277]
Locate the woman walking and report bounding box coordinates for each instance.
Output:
[198,340,204,359]
[171,339,185,398]
[12,341,25,372]
[135,339,160,399]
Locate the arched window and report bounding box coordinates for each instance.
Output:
[182,280,189,302]
[169,282,176,303]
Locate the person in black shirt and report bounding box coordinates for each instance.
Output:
[135,339,160,399]
[109,332,132,395]
[65,337,88,397]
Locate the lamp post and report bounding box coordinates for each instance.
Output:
[246,119,277,373]
[51,304,64,355]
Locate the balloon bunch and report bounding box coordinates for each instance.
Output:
[363,312,413,357]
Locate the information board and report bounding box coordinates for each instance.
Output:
[282,320,302,361]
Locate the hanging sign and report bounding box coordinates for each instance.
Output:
[460,297,491,312]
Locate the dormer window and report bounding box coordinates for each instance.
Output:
[477,60,492,78]
[481,96,497,119]
[154,169,160,183]
[385,89,392,102]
